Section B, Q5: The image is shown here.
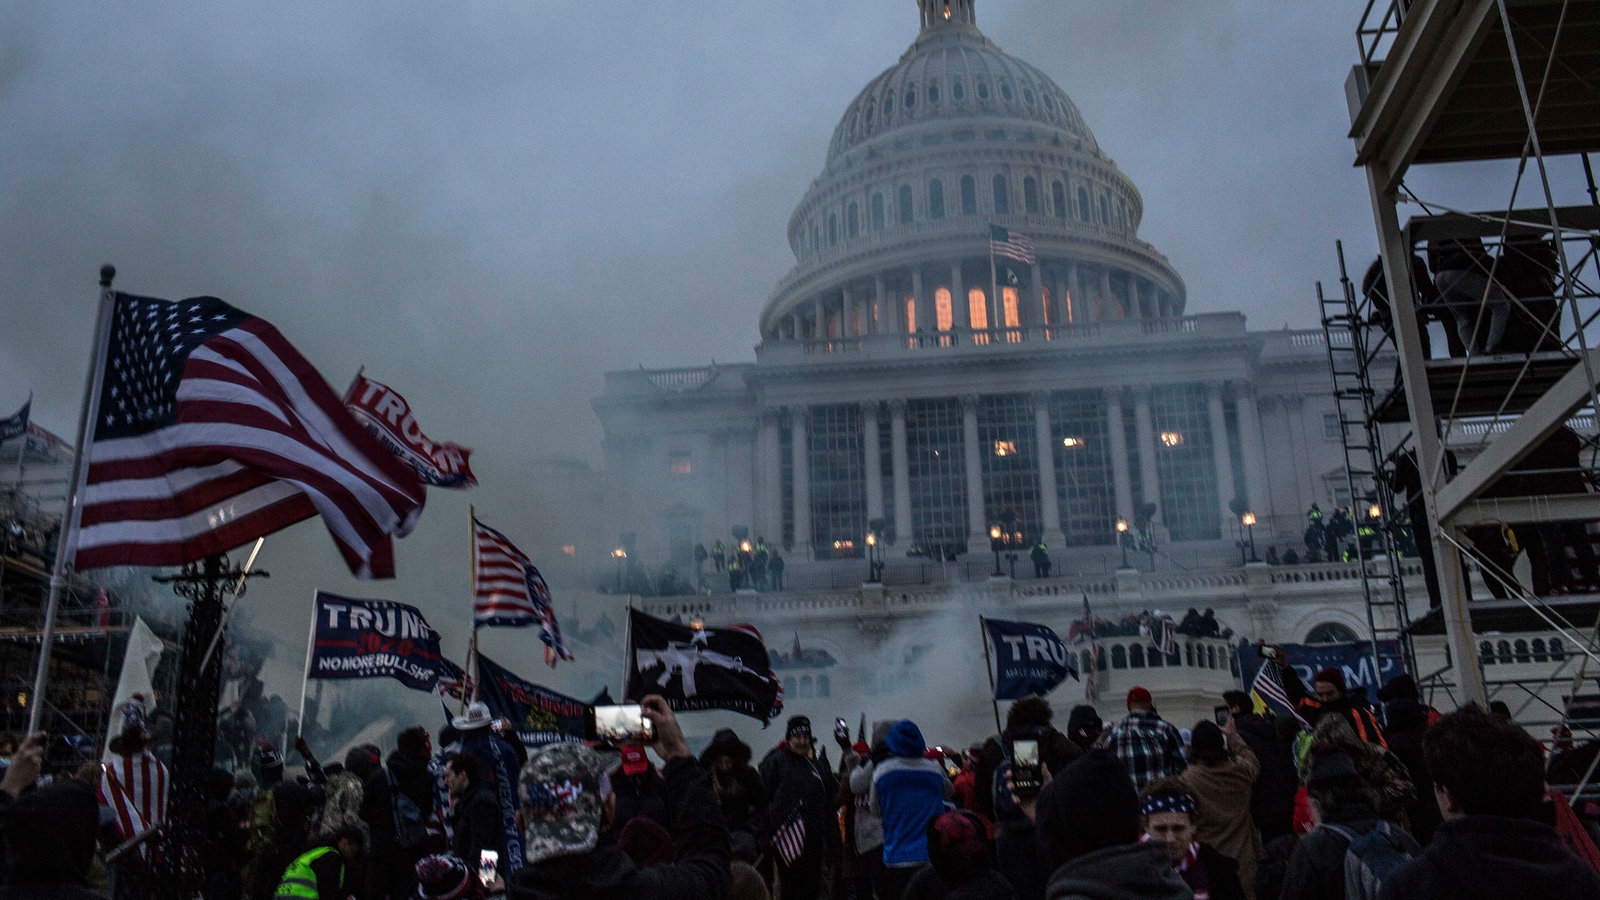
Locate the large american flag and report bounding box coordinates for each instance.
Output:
[1251,658,1309,727]
[98,750,167,851]
[71,293,425,578]
[989,224,1037,265]
[473,517,572,666]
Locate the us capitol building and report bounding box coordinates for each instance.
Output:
[572,2,1541,735]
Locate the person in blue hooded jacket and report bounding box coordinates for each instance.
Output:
[870,719,952,900]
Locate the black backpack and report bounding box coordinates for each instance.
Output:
[386,769,429,851]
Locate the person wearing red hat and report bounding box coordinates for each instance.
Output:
[1095,686,1187,790]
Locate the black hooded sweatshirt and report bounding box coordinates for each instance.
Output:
[0,780,107,899]
[1377,815,1600,900]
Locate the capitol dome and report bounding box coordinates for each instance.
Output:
[761,0,1185,344]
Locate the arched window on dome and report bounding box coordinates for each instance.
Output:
[976,81,990,101]
[1119,199,1129,229]
[929,179,945,220]
[1077,186,1091,222]
[968,288,990,345]
[935,288,954,340]
[1024,177,1040,214]
[871,193,885,232]
[1001,287,1021,342]
[898,185,914,225]
[884,95,894,121]
[1099,194,1109,224]
[952,80,965,101]
[928,84,940,105]
[828,213,838,247]
[960,176,977,216]
[1052,181,1068,220]
[904,88,916,110]
[1000,81,1014,102]
[848,202,860,239]
[992,175,1010,215]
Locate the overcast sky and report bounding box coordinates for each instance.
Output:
[4,2,1593,719]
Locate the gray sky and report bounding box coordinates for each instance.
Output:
[3,2,1591,718]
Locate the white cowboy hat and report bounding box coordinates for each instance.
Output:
[450,701,495,731]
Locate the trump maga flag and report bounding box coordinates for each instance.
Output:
[624,608,783,723]
[344,374,476,488]
[307,592,445,691]
[72,293,425,578]
[983,617,1077,700]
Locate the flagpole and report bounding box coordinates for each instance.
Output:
[28,267,117,734]
[988,231,1000,337]
[621,604,634,701]
[464,504,477,712]
[978,615,1003,736]
[294,592,318,740]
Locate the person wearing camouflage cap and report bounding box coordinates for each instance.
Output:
[505,695,731,900]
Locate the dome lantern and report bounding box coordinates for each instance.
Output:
[920,0,976,31]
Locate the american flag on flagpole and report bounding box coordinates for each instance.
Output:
[1141,611,1178,658]
[473,517,573,666]
[71,293,426,578]
[989,224,1037,265]
[774,809,806,866]
[1251,657,1309,727]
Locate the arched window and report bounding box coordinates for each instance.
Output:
[935,288,953,332]
[1497,640,1512,662]
[960,176,977,215]
[1052,181,1068,220]
[976,81,989,101]
[929,179,945,219]
[952,80,965,101]
[1550,637,1565,660]
[847,202,860,238]
[904,88,916,110]
[799,675,814,698]
[1077,186,1091,222]
[1514,639,1530,662]
[1111,645,1127,669]
[1306,622,1360,644]
[928,84,940,105]
[817,674,831,698]
[904,296,917,334]
[968,288,990,343]
[1168,648,1180,666]
[1097,647,1107,671]
[898,185,914,225]
[1479,640,1496,664]
[992,175,1010,214]
[1000,81,1014,102]
[1130,645,1146,668]
[883,95,894,120]
[784,677,796,696]
[1081,651,1092,675]
[1099,194,1109,223]
[1041,286,1053,326]
[871,193,885,231]
[1024,176,1040,214]
[1208,646,1218,668]
[1148,646,1163,668]
[1532,638,1548,662]
[828,213,838,247]
[1185,643,1195,666]
[1002,287,1021,329]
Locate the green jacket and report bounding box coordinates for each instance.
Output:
[274,845,345,899]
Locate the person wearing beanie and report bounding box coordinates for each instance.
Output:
[505,695,729,900]
[758,715,838,900]
[901,810,1014,900]
[1064,706,1103,753]
[699,728,767,861]
[1179,720,1262,899]
[1013,750,1190,900]
[414,853,479,900]
[1274,653,1386,747]
[1139,777,1246,900]
[870,719,953,900]
[1095,686,1186,790]
[1378,706,1600,900]
[1280,748,1420,900]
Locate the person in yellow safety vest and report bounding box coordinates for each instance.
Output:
[275,825,364,900]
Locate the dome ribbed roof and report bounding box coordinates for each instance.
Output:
[825,25,1099,169]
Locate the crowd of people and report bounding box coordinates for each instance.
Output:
[1,657,1599,899]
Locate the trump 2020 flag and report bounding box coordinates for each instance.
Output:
[72,293,425,578]
[306,592,445,691]
[624,608,784,724]
[344,374,477,488]
[984,617,1077,700]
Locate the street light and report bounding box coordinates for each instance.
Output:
[1241,512,1259,562]
[989,524,1004,576]
[611,547,628,593]
[1116,519,1130,569]
[865,532,879,583]
[1368,503,1382,520]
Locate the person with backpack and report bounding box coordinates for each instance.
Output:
[1280,749,1420,900]
[361,725,438,900]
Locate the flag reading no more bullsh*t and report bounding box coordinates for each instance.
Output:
[624,608,784,724]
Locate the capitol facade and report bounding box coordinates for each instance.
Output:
[580,2,1497,734]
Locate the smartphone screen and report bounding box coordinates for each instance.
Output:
[479,849,499,886]
[1214,706,1231,727]
[591,704,654,743]
[1011,739,1041,797]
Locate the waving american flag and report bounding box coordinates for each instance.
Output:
[473,516,572,666]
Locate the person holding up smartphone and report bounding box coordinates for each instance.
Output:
[506,695,731,900]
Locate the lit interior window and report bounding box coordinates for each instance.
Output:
[1061,436,1084,448]
[935,287,953,331]
[670,453,692,475]
[992,440,1017,457]
[561,544,576,556]
[1159,431,1184,447]
[968,287,988,344]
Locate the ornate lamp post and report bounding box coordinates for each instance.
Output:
[611,547,627,593]
[1116,518,1130,569]
[865,531,879,583]
[1242,512,1259,562]
[989,524,1003,577]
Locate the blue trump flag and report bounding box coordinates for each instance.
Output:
[984,617,1077,700]
[1237,640,1404,708]
[306,592,445,691]
[0,397,28,445]
[474,652,589,747]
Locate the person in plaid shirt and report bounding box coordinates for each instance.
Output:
[1096,686,1187,790]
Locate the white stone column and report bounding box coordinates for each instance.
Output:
[911,267,928,339]
[1206,383,1239,532]
[1106,388,1134,520]
[962,395,988,548]
[759,408,783,544]
[842,286,855,338]
[1133,386,1161,511]
[890,400,912,546]
[863,402,884,524]
[952,262,969,334]
[1033,391,1066,548]
[790,405,811,559]
[1233,383,1271,527]
[1069,263,1084,323]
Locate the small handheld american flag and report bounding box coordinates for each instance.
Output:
[1251,657,1309,727]
[774,809,806,866]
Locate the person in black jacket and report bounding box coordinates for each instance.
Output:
[1376,675,1441,845]
[0,734,106,900]
[361,724,438,900]
[1281,749,1420,900]
[506,694,730,900]
[700,728,768,861]
[758,717,838,900]
[1379,705,1600,900]
[1222,690,1297,843]
[444,753,503,885]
